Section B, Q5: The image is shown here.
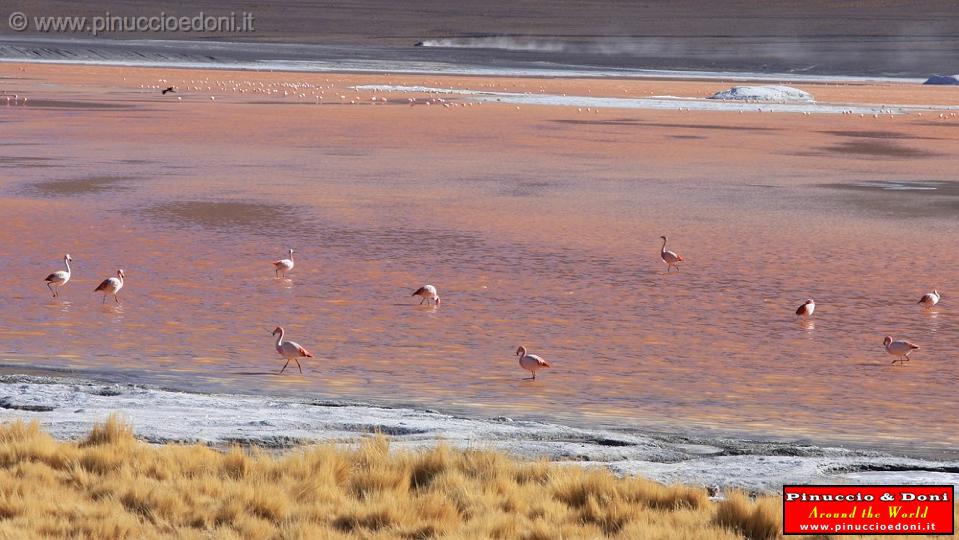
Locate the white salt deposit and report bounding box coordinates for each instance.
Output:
[353,84,951,115]
[1,374,957,494]
[709,85,814,102]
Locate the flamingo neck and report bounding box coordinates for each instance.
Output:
[289,250,294,261]
[64,258,71,274]
[275,329,284,346]
[661,238,667,253]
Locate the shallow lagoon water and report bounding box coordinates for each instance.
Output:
[0,65,957,474]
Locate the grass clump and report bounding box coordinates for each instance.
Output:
[0,417,953,539]
[714,490,782,540]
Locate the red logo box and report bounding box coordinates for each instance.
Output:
[783,485,954,535]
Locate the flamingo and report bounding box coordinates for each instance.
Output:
[660,236,684,272]
[412,285,440,306]
[273,326,313,374]
[918,290,941,307]
[516,346,550,380]
[273,249,294,278]
[796,298,815,318]
[94,269,124,304]
[44,254,72,297]
[883,336,919,365]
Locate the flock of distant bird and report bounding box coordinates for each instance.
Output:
[791,295,936,366]
[660,236,936,366]
[42,237,941,375]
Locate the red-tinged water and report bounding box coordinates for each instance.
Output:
[1,65,958,453]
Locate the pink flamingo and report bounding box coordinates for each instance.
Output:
[44,254,72,297]
[918,290,941,307]
[94,269,125,304]
[884,336,919,365]
[412,284,441,306]
[273,326,313,374]
[796,299,815,318]
[273,248,294,278]
[660,236,684,272]
[516,346,550,380]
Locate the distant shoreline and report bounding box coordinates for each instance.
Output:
[0,36,939,82]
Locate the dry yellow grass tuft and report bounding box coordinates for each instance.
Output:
[0,415,954,539]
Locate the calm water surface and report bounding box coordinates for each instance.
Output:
[1,77,957,454]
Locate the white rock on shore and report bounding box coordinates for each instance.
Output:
[708,85,815,102]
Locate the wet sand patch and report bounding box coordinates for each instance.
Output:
[143,200,305,231]
[28,175,136,197]
[551,119,781,131]
[552,118,643,126]
[295,146,371,157]
[822,130,944,141]
[499,180,559,197]
[817,140,940,158]
[115,159,153,165]
[826,180,959,196]
[459,175,562,198]
[820,180,959,218]
[17,99,130,110]
[0,155,56,168]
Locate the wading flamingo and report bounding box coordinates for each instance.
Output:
[660,236,684,272]
[796,299,815,318]
[918,290,941,307]
[516,346,550,380]
[884,336,919,365]
[94,269,124,304]
[44,254,72,297]
[273,326,313,374]
[412,285,441,306]
[273,249,294,278]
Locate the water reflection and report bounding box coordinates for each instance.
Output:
[922,307,941,333]
[98,304,124,320]
[1,112,957,451]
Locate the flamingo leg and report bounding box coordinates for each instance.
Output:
[280,359,291,374]
[419,297,425,305]
[295,358,303,374]
[275,268,279,278]
[102,294,107,304]
[114,294,120,304]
